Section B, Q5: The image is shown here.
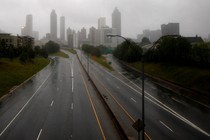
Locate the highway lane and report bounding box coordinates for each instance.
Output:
[0,58,56,138]
[0,55,116,140]
[87,59,180,140]
[79,51,210,140]
[106,54,210,134]
[63,50,122,140]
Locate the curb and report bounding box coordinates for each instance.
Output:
[0,58,52,103]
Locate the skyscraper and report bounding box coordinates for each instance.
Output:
[21,27,26,36]
[78,27,87,47]
[81,27,86,41]
[88,26,96,46]
[67,34,74,48]
[67,28,77,48]
[26,14,33,37]
[60,16,65,43]
[50,9,57,41]
[161,23,180,36]
[21,15,33,37]
[21,14,33,37]
[112,7,121,35]
[66,27,73,38]
[98,17,106,29]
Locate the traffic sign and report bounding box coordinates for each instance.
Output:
[132,119,145,132]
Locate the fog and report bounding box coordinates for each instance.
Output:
[0,0,209,38]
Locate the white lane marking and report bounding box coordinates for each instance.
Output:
[131,98,137,103]
[71,103,74,110]
[71,60,74,77]
[90,63,210,137]
[0,72,52,137]
[145,94,210,137]
[72,78,74,92]
[116,86,120,89]
[36,129,43,140]
[68,60,74,93]
[51,100,54,107]
[72,60,74,93]
[160,121,174,132]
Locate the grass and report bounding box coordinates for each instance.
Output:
[130,62,210,94]
[91,56,113,71]
[50,51,69,58]
[0,57,50,98]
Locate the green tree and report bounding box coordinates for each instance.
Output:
[44,41,60,54]
[28,48,35,59]
[34,46,41,56]
[156,36,191,64]
[113,40,142,62]
[138,37,151,47]
[19,52,28,63]
[0,40,8,57]
[82,44,101,57]
[8,45,15,59]
[191,43,209,66]
[40,48,48,58]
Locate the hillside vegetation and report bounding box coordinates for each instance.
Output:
[0,58,50,98]
[130,62,210,94]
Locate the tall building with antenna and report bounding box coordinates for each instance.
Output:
[60,16,65,43]
[21,14,33,37]
[50,9,57,41]
[112,7,121,35]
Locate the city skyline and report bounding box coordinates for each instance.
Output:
[0,0,210,39]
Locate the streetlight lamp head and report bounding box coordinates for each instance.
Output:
[106,34,115,38]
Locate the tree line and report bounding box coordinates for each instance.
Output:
[0,40,60,62]
[81,44,113,57]
[113,36,210,67]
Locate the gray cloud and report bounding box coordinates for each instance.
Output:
[0,0,209,38]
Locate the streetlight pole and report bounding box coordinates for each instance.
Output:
[141,55,145,140]
[107,34,145,140]
[87,53,90,79]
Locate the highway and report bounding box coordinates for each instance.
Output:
[0,53,121,140]
[78,50,210,140]
[1,49,209,140]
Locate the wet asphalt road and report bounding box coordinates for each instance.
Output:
[79,51,210,140]
[0,55,110,140]
[1,49,210,140]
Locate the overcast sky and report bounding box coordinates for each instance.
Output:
[0,0,210,39]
